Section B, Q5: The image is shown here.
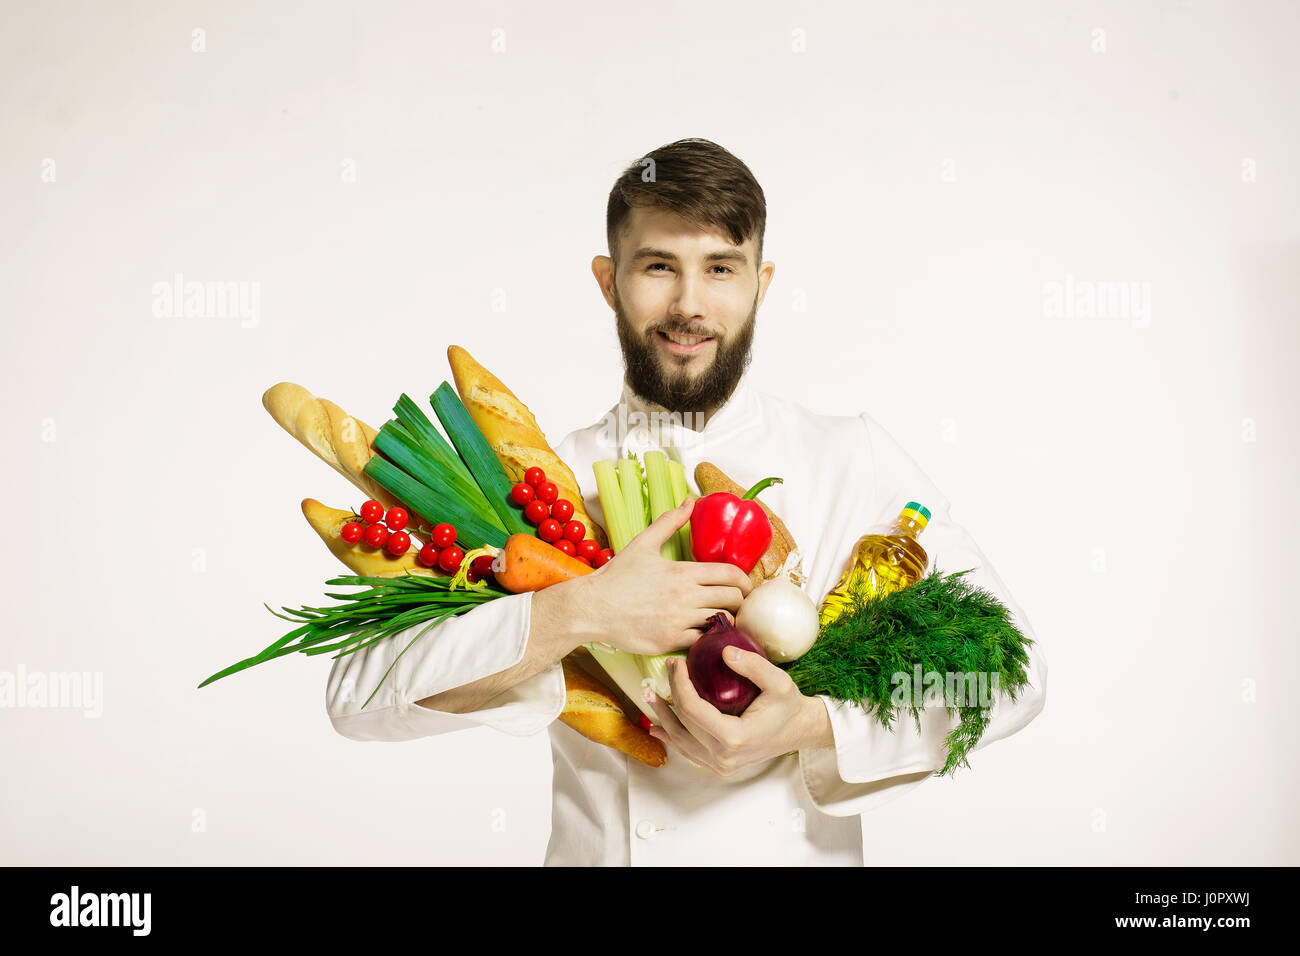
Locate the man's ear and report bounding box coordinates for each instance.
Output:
[592,255,617,310]
[755,260,776,311]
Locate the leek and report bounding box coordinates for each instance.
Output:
[429,382,532,537]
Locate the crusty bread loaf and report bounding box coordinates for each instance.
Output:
[301,498,444,578]
[447,345,607,549]
[263,383,401,514]
[695,462,799,588]
[558,658,666,767]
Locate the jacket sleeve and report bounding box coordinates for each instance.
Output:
[799,411,1049,815]
[326,589,568,742]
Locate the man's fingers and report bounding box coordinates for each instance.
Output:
[691,586,747,615]
[688,560,754,597]
[628,496,696,552]
[720,645,793,695]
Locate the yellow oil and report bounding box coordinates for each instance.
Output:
[818,502,931,628]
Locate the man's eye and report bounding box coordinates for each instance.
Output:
[710,265,733,274]
[648,263,670,272]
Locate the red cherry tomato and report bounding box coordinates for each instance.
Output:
[592,548,614,568]
[537,518,563,543]
[437,546,464,573]
[550,499,574,523]
[417,543,439,567]
[574,556,592,568]
[524,467,546,488]
[510,483,535,507]
[554,538,577,556]
[384,507,409,531]
[576,539,600,561]
[431,523,457,548]
[385,531,411,556]
[536,481,559,505]
[363,524,389,549]
[340,522,364,544]
[470,554,495,578]
[562,520,585,543]
[467,569,482,584]
[523,500,549,525]
[359,500,384,523]
[638,713,654,732]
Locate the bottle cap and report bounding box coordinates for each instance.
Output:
[902,501,931,528]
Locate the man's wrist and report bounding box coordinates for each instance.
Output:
[794,694,836,751]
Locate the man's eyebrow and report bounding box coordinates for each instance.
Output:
[629,246,749,265]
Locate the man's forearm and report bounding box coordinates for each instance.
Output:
[414,579,592,715]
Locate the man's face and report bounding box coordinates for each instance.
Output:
[595,207,775,418]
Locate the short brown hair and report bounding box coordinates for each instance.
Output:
[605,138,766,271]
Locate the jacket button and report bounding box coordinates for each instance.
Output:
[634,819,657,839]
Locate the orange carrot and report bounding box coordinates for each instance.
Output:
[491,533,594,593]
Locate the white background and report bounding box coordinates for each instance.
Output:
[2,0,1296,865]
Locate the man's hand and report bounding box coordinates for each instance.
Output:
[572,496,754,656]
[646,647,835,777]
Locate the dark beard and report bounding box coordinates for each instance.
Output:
[614,288,757,419]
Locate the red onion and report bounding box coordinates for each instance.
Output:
[687,612,768,716]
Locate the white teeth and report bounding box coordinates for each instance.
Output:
[663,332,710,345]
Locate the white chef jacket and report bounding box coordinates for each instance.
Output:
[325,374,1049,865]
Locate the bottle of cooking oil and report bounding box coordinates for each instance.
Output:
[818,501,932,628]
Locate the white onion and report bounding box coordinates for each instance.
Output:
[734,577,819,663]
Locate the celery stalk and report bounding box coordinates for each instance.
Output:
[593,460,633,552]
[617,457,649,538]
[643,451,680,560]
[668,459,694,561]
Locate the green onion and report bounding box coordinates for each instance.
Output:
[429,383,532,537]
[198,572,504,709]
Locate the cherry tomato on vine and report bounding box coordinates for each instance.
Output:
[510,483,535,507]
[340,522,364,544]
[537,518,563,543]
[437,546,464,573]
[576,539,600,561]
[550,499,574,523]
[524,467,546,488]
[363,524,390,549]
[359,500,384,524]
[385,531,411,556]
[431,523,457,548]
[536,481,559,505]
[574,556,592,568]
[593,548,614,568]
[562,520,586,543]
[524,500,549,525]
[470,554,495,578]
[417,543,439,567]
[554,538,577,557]
[384,507,409,531]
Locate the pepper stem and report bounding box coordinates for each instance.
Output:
[740,476,783,501]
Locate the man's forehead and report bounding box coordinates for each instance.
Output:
[621,208,755,264]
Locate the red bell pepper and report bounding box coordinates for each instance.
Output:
[689,476,781,575]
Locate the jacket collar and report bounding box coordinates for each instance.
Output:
[607,374,760,457]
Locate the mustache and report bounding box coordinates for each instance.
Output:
[651,325,719,338]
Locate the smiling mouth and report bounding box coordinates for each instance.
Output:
[656,330,715,354]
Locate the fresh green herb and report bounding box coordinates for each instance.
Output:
[784,567,1035,776]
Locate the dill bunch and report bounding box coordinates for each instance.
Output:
[783,567,1034,776]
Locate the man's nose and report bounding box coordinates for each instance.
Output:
[669,272,707,321]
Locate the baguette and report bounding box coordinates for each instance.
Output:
[263,383,402,515]
[695,462,799,589]
[558,657,666,767]
[446,345,607,549]
[301,498,444,578]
